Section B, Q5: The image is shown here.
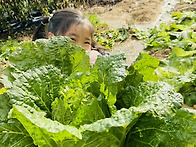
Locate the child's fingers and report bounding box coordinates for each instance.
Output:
[89,50,101,65]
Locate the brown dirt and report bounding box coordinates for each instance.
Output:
[0,28,34,42]
[182,104,196,110]
[86,0,196,28]
[86,0,164,28]
[173,1,196,12]
[147,49,172,60]
[84,0,167,64]
[88,0,122,7]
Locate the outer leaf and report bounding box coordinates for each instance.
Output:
[10,105,83,147]
[116,81,183,117]
[156,50,196,106]
[172,47,196,57]
[158,71,196,92]
[125,108,196,147]
[0,119,35,147]
[92,53,127,85]
[158,49,196,75]
[167,108,196,145]
[131,53,160,82]
[81,106,148,147]
[6,65,65,116]
[126,112,170,147]
[91,53,127,107]
[20,101,194,147]
[179,82,196,107]
[0,93,11,121]
[8,36,90,75]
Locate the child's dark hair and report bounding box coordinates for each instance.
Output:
[32,8,109,54]
[32,8,94,41]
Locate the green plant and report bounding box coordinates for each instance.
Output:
[133,11,196,51]
[0,0,89,34]
[156,47,196,107]
[87,14,130,49]
[0,37,19,62]
[0,36,195,146]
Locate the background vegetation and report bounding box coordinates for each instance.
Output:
[0,0,91,35]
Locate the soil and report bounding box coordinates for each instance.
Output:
[87,0,196,29]
[86,0,165,28]
[85,0,196,65]
[173,1,196,12]
[88,0,123,7]
[85,0,171,64]
[147,49,172,60]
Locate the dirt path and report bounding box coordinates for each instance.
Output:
[85,0,196,65]
[85,0,176,65]
[87,0,165,29]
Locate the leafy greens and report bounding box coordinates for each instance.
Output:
[0,36,196,147]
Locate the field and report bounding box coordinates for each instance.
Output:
[0,0,196,146]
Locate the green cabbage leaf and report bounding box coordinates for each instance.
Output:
[0,36,195,147]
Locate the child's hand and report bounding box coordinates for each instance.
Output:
[89,50,101,65]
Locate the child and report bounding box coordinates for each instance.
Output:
[32,8,106,65]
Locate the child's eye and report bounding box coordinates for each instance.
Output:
[70,38,76,42]
[85,41,90,45]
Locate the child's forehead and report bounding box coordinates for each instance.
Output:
[65,23,93,38]
[69,23,92,33]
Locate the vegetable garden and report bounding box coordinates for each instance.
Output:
[0,0,196,146]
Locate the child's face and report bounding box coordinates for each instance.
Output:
[64,23,92,51]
